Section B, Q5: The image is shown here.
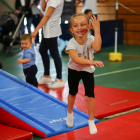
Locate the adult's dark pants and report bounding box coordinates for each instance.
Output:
[39,37,62,79]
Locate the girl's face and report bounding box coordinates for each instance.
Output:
[70,16,90,37]
[21,40,32,50]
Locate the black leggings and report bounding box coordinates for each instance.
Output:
[68,68,95,98]
[39,37,62,79]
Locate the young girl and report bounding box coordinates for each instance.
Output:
[66,13,104,134]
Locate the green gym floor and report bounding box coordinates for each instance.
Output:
[0,44,140,139]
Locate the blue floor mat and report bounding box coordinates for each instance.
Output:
[0,70,99,137]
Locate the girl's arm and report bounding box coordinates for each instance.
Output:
[31,6,55,38]
[90,15,102,52]
[17,58,31,64]
[68,49,104,67]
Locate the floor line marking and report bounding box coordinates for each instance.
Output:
[15,66,140,78]
[38,66,140,78]
[94,66,140,77]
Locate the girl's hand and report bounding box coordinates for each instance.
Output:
[90,15,100,31]
[91,60,104,67]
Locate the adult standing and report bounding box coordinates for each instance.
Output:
[15,0,33,35]
[30,0,43,44]
[82,0,98,15]
[31,0,65,89]
[82,0,108,14]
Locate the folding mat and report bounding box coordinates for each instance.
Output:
[42,111,140,140]
[0,124,33,140]
[39,82,140,119]
[0,70,98,138]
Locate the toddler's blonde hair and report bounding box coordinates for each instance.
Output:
[21,34,32,43]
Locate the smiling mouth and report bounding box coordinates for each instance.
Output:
[77,29,88,35]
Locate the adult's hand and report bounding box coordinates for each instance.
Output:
[15,10,19,14]
[29,2,34,8]
[31,30,38,38]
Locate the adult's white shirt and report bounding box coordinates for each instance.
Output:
[83,0,98,14]
[43,0,64,38]
[30,0,39,15]
[31,5,40,15]
[20,0,25,6]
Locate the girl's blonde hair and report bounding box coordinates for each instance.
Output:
[70,13,89,27]
[20,34,32,43]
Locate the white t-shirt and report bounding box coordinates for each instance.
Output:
[43,0,64,38]
[83,0,98,14]
[66,35,95,73]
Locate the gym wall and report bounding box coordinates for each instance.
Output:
[118,0,140,45]
[76,0,140,45]
[0,0,140,45]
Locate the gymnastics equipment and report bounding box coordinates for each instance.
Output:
[109,0,122,61]
[0,69,99,138]
[39,83,140,119]
[0,124,33,140]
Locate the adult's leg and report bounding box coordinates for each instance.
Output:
[49,37,62,79]
[39,38,50,76]
[57,38,65,55]
[26,17,33,34]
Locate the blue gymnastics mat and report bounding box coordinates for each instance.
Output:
[0,70,99,137]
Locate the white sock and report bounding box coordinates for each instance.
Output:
[88,120,97,135]
[66,112,73,127]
